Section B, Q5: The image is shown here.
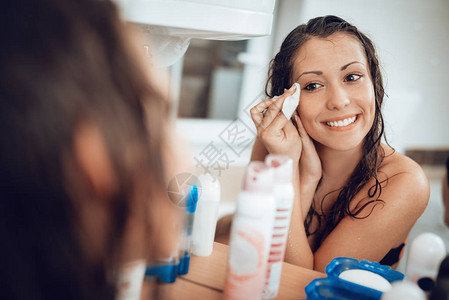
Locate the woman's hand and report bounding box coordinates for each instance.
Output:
[250,85,302,162]
[292,114,322,186]
[291,114,322,217]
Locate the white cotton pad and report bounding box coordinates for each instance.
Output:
[339,269,392,292]
[281,83,300,120]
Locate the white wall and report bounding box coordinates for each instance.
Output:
[273,0,449,153]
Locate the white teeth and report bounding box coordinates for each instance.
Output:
[326,116,357,127]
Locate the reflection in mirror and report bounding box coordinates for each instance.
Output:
[177,39,248,120]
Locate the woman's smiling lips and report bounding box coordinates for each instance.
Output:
[322,114,360,131]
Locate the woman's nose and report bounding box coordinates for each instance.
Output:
[326,85,350,110]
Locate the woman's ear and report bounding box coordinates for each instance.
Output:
[73,122,118,201]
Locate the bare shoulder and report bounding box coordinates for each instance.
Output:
[351,144,430,215]
[314,146,430,270]
[377,144,430,210]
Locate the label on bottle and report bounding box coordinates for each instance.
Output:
[263,201,292,298]
[225,228,267,300]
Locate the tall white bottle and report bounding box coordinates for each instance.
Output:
[263,155,294,299]
[191,173,221,256]
[224,162,276,300]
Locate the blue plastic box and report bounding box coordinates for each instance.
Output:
[305,257,404,300]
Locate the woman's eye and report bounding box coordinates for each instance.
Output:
[345,74,361,82]
[304,83,322,91]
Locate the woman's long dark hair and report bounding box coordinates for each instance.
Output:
[266,15,388,251]
[0,0,170,299]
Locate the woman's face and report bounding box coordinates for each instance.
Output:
[292,32,376,152]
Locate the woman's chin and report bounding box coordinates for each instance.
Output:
[314,137,365,153]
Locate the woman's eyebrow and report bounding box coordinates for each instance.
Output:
[341,61,363,70]
[295,61,364,81]
[295,70,323,81]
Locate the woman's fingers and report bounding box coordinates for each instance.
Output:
[294,114,309,140]
[259,97,284,130]
[260,86,297,130]
[250,85,297,130]
[250,97,276,127]
[264,109,291,138]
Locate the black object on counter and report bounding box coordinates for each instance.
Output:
[429,256,449,300]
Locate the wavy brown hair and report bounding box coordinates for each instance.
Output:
[266,15,388,251]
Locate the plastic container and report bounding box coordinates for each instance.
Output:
[262,155,294,299]
[144,257,179,284]
[178,185,198,275]
[305,257,404,300]
[406,232,446,287]
[224,162,276,300]
[191,174,221,256]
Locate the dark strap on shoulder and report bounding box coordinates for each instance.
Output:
[379,243,405,266]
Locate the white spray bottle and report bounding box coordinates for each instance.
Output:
[263,154,294,299]
[224,162,276,300]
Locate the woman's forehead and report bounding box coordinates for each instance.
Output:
[292,32,368,76]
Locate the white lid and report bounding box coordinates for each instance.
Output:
[197,173,221,203]
[265,154,293,183]
[407,232,446,272]
[339,269,391,293]
[243,161,273,193]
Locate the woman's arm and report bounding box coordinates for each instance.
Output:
[284,163,315,269]
[249,95,321,269]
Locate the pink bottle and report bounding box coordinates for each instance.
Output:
[224,162,276,300]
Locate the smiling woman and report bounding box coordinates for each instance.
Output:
[247,15,430,272]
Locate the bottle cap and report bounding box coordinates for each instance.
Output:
[243,161,273,193]
[417,277,435,291]
[186,185,198,213]
[198,173,221,203]
[145,260,179,284]
[406,232,446,281]
[265,154,293,183]
[177,251,190,275]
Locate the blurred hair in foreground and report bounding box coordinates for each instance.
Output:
[0,0,178,299]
